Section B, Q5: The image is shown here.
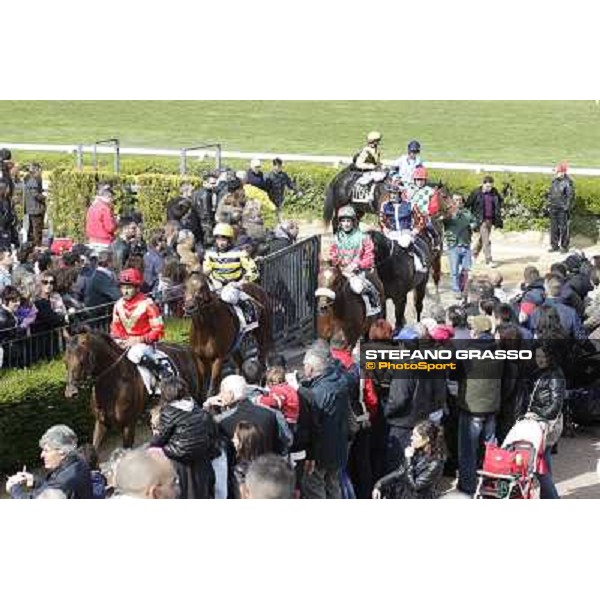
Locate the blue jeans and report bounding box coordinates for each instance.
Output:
[538,447,560,499]
[458,411,497,495]
[447,245,472,293]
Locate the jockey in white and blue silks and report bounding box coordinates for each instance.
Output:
[379,178,427,272]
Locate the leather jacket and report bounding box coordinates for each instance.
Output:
[528,367,565,421]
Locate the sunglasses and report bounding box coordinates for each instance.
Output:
[42,280,55,285]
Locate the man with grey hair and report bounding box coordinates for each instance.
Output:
[207,374,283,456]
[6,425,92,499]
[245,454,296,499]
[300,341,350,499]
[113,449,179,499]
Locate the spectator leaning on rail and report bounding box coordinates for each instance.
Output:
[466,175,503,268]
[546,162,575,254]
[6,425,92,499]
[85,183,118,252]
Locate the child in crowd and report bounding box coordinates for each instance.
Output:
[232,421,266,497]
[258,366,300,430]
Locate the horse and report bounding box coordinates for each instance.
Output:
[184,272,271,396]
[369,229,441,329]
[63,328,204,451]
[315,262,384,348]
[323,166,390,230]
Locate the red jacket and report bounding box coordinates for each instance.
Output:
[110,293,164,343]
[331,348,378,421]
[258,383,300,424]
[86,197,117,245]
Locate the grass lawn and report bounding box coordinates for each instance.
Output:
[1,101,600,167]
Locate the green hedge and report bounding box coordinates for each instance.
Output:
[0,318,190,475]
[44,162,600,242]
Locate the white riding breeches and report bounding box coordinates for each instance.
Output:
[126,343,154,364]
[386,229,413,248]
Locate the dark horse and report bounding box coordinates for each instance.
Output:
[369,229,441,329]
[184,272,271,396]
[315,263,385,348]
[323,166,390,229]
[64,329,204,450]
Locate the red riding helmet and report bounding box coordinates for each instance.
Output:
[118,268,143,286]
[413,166,428,180]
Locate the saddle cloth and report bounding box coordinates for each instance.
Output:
[230,295,259,335]
[136,349,177,395]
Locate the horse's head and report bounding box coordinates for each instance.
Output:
[184,272,214,315]
[63,329,94,399]
[315,261,342,314]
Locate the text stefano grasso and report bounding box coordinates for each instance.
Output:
[363,349,533,361]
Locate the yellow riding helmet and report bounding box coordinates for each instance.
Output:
[213,223,234,238]
[367,131,382,143]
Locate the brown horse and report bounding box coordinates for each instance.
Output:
[315,263,384,348]
[184,272,271,396]
[64,329,204,450]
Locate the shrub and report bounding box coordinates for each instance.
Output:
[47,163,600,242]
[0,318,190,475]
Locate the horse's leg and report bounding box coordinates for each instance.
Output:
[122,424,136,449]
[414,279,428,322]
[394,292,408,330]
[208,357,224,397]
[92,419,107,452]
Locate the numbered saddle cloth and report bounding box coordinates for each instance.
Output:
[135,349,177,395]
[233,295,259,334]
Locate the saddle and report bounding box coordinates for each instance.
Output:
[136,349,178,395]
[346,272,382,317]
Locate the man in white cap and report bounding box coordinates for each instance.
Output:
[246,158,269,192]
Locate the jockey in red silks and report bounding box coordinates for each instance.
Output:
[329,205,379,314]
[110,268,168,379]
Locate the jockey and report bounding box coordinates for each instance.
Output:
[330,205,379,313]
[110,268,168,381]
[405,166,441,251]
[394,139,423,185]
[203,222,259,328]
[379,178,427,273]
[354,131,383,172]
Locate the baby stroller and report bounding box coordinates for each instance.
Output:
[474,417,547,499]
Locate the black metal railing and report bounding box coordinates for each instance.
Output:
[0,235,321,370]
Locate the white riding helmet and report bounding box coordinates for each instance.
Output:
[367,131,382,143]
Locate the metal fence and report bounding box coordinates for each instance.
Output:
[0,235,321,370]
[257,235,321,349]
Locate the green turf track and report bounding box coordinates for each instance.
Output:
[1,100,599,167]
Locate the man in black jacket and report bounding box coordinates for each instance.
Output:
[190,173,219,248]
[84,250,121,310]
[547,163,575,253]
[7,425,92,499]
[298,344,351,499]
[384,344,447,474]
[246,159,269,191]
[467,176,503,268]
[265,158,299,221]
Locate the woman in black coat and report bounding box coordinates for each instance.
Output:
[373,420,445,499]
[527,345,565,499]
[150,377,219,499]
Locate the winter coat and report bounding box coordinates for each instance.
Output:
[84,267,121,308]
[530,298,587,340]
[527,367,566,421]
[384,359,447,429]
[150,398,219,463]
[10,451,92,499]
[246,170,269,192]
[466,186,503,228]
[23,175,45,216]
[300,361,351,469]
[547,176,575,211]
[265,170,295,207]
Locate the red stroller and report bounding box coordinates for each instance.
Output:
[474,417,547,499]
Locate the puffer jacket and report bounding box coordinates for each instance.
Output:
[150,398,220,463]
[374,451,444,499]
[527,367,565,421]
[10,451,92,499]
